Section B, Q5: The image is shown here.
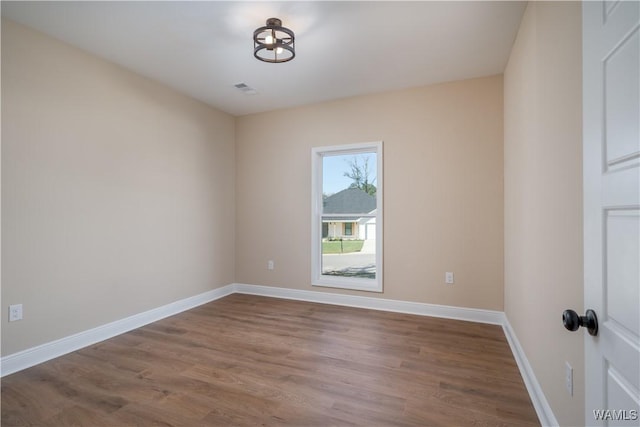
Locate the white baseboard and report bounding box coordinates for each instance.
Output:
[233,283,504,325]
[0,282,557,427]
[0,284,235,377]
[502,316,559,427]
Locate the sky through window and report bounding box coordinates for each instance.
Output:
[322,153,377,195]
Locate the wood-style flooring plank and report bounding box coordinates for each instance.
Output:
[1,293,540,426]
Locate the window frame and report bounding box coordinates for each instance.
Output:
[311,141,383,292]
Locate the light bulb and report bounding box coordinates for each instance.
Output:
[265,34,274,45]
[276,47,283,55]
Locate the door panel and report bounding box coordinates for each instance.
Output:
[604,26,639,166]
[584,1,640,426]
[605,210,639,339]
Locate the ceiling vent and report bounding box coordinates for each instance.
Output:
[234,82,258,95]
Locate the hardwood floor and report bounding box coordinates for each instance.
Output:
[1,294,539,426]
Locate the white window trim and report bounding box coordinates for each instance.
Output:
[311,141,383,292]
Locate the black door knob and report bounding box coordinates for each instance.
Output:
[563,309,598,336]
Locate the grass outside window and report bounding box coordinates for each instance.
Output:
[322,240,364,254]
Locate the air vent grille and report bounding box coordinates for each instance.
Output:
[234,82,258,95]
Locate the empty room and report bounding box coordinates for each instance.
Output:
[2,1,638,426]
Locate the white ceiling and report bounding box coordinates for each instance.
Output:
[2,1,526,116]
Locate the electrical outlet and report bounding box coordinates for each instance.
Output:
[9,304,23,322]
[445,272,454,284]
[268,260,275,271]
[565,362,573,396]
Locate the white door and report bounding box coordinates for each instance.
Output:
[583,1,640,426]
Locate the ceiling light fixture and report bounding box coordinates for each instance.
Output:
[253,18,295,63]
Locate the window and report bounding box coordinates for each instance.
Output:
[344,223,353,236]
[311,142,383,292]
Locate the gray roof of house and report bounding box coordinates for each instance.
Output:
[323,188,376,215]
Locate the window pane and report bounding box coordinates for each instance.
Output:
[319,151,377,280]
[322,153,377,215]
[322,239,376,279]
[344,223,353,236]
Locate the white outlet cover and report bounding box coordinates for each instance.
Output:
[565,361,573,396]
[9,304,23,322]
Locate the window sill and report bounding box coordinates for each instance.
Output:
[312,276,383,293]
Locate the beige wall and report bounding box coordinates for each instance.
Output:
[504,2,583,426]
[1,20,236,356]
[236,76,504,310]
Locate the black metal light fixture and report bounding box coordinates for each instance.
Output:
[253,18,295,63]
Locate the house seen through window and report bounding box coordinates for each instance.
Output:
[311,142,383,292]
